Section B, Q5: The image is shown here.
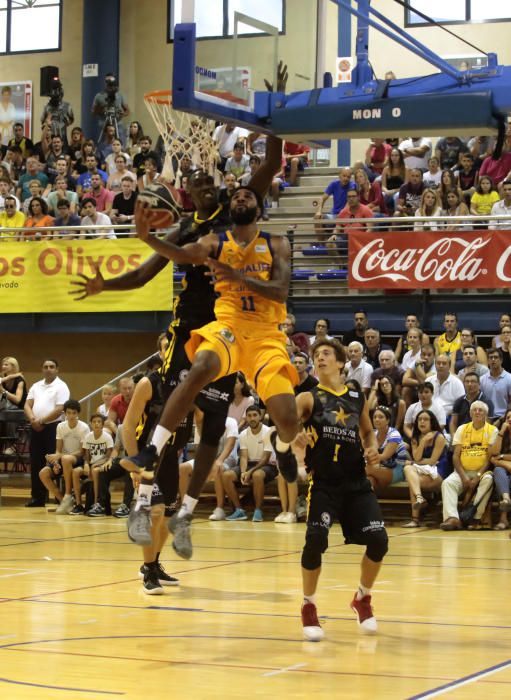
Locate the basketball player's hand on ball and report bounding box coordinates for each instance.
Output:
[206,257,242,283]
[364,447,379,468]
[68,263,104,300]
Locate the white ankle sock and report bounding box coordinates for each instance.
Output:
[150,426,172,455]
[178,495,198,518]
[276,436,290,453]
[135,483,153,510]
[356,584,371,600]
[303,594,316,605]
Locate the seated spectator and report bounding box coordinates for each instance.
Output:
[435,136,469,170]
[281,313,310,355]
[20,197,54,240]
[86,424,134,518]
[457,345,489,381]
[68,126,84,163]
[213,123,247,170]
[33,122,53,164]
[107,154,136,192]
[0,195,26,238]
[399,136,432,171]
[96,383,116,418]
[80,197,115,239]
[314,167,355,225]
[450,372,495,442]
[413,188,442,231]
[88,172,114,214]
[240,154,261,187]
[371,349,404,392]
[368,375,405,430]
[0,176,19,212]
[490,409,511,530]
[3,144,23,182]
[428,354,465,419]
[342,309,369,348]
[177,174,195,213]
[354,167,386,214]
[492,312,511,349]
[16,157,49,202]
[365,137,391,176]
[454,152,478,204]
[45,136,71,183]
[308,318,333,346]
[434,311,461,359]
[53,199,81,239]
[442,188,470,229]
[403,382,446,440]
[283,141,309,186]
[293,352,318,394]
[395,315,430,363]
[468,135,495,163]
[108,376,134,428]
[498,326,511,373]
[327,190,373,252]
[218,172,238,207]
[105,138,131,176]
[78,414,114,513]
[440,401,498,530]
[224,142,250,182]
[246,131,267,158]
[46,175,78,215]
[401,328,424,373]
[402,343,436,397]
[480,348,511,418]
[381,147,408,212]
[402,410,447,527]
[137,155,161,191]
[126,120,144,159]
[438,169,461,210]
[76,155,108,196]
[222,406,277,522]
[364,329,390,371]
[345,341,373,396]
[227,372,254,430]
[396,168,424,216]
[111,176,137,232]
[366,406,409,491]
[470,176,499,223]
[454,328,488,374]
[478,148,511,187]
[133,136,157,179]
[39,399,89,514]
[489,179,511,229]
[73,140,97,176]
[422,156,442,190]
[8,122,34,159]
[21,179,46,215]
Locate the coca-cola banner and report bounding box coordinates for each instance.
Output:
[348,229,511,289]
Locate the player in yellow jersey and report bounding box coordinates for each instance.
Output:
[124,189,301,545]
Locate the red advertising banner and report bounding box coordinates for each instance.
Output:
[348,229,511,289]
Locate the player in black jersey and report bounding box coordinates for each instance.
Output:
[69,119,285,559]
[294,338,389,641]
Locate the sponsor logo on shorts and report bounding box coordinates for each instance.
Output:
[179,369,189,382]
[199,386,231,403]
[321,512,331,527]
[219,328,235,343]
[361,519,385,533]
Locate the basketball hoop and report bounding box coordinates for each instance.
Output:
[144,90,219,183]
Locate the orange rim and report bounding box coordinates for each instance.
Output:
[144,89,172,105]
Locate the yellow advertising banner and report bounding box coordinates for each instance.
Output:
[0,239,173,312]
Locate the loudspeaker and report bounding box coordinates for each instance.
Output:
[40,66,59,96]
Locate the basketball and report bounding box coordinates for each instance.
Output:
[137,181,182,228]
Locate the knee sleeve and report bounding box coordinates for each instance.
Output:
[200,410,227,447]
[365,529,389,563]
[301,530,328,570]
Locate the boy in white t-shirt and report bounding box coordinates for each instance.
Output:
[39,399,89,514]
[71,414,113,514]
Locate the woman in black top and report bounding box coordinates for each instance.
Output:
[0,356,27,409]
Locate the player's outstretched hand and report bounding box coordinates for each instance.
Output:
[134,200,152,241]
[68,263,104,301]
[206,257,242,283]
[264,60,288,93]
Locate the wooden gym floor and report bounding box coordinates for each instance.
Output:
[0,494,510,700]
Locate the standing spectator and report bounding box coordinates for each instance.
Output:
[399,136,432,171]
[24,359,70,507]
[440,401,498,531]
[108,376,135,426]
[435,136,469,170]
[79,198,115,239]
[92,73,130,144]
[480,348,511,418]
[396,168,424,216]
[213,123,247,170]
[283,141,309,186]
[0,355,27,410]
[489,180,511,229]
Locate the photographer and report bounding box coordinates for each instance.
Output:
[92,73,129,145]
[41,78,74,144]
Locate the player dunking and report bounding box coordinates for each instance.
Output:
[295,338,389,641]
[123,187,301,547]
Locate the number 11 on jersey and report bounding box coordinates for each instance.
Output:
[241,295,256,312]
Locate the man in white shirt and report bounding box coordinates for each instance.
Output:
[403,382,446,440]
[80,197,116,239]
[428,354,465,418]
[213,123,248,169]
[38,399,89,514]
[489,180,511,229]
[24,358,70,507]
[344,341,373,395]
[222,406,276,522]
[399,136,432,171]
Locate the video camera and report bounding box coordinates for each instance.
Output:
[49,77,63,105]
[105,74,118,103]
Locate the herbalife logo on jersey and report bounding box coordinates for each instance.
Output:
[219,329,235,343]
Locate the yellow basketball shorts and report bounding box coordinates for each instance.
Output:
[185,321,299,404]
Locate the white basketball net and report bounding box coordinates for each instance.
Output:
[144,91,219,182]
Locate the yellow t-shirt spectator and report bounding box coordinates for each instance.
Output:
[0,210,26,239]
[453,421,498,471]
[470,190,500,216]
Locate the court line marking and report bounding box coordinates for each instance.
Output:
[406,658,511,699]
[263,662,307,676]
[0,676,124,694]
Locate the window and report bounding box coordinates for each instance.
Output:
[406,0,511,25]
[168,0,285,40]
[0,0,62,54]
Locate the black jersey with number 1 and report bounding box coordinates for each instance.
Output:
[303,384,366,484]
